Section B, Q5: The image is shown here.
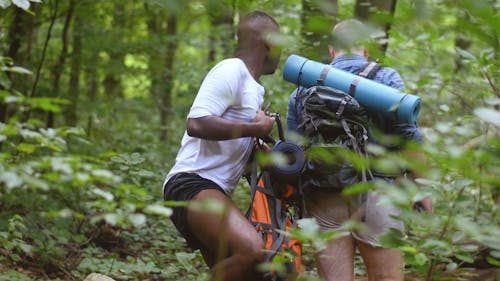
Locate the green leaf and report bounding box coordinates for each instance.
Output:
[491,250,500,259]
[144,204,172,217]
[297,218,320,238]
[0,270,33,281]
[0,171,22,189]
[456,47,477,61]
[175,252,198,271]
[0,0,12,9]
[341,182,374,196]
[104,213,118,225]
[12,0,29,10]
[16,143,36,154]
[1,65,32,75]
[19,242,32,254]
[91,188,114,201]
[188,198,225,215]
[137,169,155,178]
[474,107,500,126]
[128,213,146,227]
[455,253,474,263]
[446,262,457,271]
[91,169,116,180]
[29,97,68,113]
[485,256,500,266]
[4,95,21,103]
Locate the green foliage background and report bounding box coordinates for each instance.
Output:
[0,0,498,280]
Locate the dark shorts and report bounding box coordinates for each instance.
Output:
[163,172,226,250]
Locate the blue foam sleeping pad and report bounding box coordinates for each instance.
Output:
[283,54,421,124]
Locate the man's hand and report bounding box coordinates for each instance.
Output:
[253,109,275,137]
[414,196,432,213]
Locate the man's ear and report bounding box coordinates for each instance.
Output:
[328,46,335,58]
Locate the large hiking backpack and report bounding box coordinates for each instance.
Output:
[296,62,381,192]
[246,114,303,281]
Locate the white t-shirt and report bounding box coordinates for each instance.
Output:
[164,58,265,194]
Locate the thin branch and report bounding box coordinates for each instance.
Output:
[482,70,499,98]
[25,0,60,119]
[424,185,467,281]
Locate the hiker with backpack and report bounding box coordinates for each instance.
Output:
[286,19,432,281]
[162,11,281,281]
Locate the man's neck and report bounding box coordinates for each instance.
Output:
[334,49,364,57]
[236,52,262,81]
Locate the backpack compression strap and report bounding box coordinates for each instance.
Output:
[317,64,332,86]
[358,62,381,79]
[348,61,381,97]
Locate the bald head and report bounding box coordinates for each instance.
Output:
[236,11,281,77]
[237,11,279,47]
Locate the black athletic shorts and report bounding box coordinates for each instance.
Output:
[163,172,226,250]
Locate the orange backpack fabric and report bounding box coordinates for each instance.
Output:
[246,171,302,280]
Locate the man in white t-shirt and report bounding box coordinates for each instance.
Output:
[163,11,281,281]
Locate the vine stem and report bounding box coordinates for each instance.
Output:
[482,70,499,98]
[424,185,467,281]
[25,0,60,120]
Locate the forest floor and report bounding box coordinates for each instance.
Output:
[1,217,498,281]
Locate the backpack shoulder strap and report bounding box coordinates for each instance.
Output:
[358,62,382,79]
[348,61,381,97]
[317,64,332,86]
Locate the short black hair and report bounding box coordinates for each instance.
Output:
[240,10,278,27]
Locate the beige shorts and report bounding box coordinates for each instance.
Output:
[304,189,404,246]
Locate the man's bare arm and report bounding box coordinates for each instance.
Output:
[187,109,275,141]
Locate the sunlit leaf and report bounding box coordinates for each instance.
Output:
[128,213,146,227]
[297,218,320,238]
[92,188,114,201]
[486,256,500,266]
[188,198,225,215]
[1,66,32,75]
[16,143,36,154]
[414,253,428,266]
[0,171,23,189]
[0,0,12,9]
[341,182,373,196]
[104,213,118,226]
[474,107,500,126]
[175,252,197,271]
[19,242,32,254]
[12,0,29,10]
[446,262,457,271]
[144,204,172,217]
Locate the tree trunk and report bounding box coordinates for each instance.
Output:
[354,0,397,58]
[145,5,179,141]
[47,0,75,128]
[85,50,99,136]
[301,0,338,62]
[454,9,472,72]
[1,8,30,122]
[102,2,126,99]
[206,0,235,64]
[159,15,178,141]
[65,6,82,126]
[146,8,163,128]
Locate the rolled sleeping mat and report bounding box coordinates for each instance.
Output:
[283,54,421,124]
[267,140,305,184]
